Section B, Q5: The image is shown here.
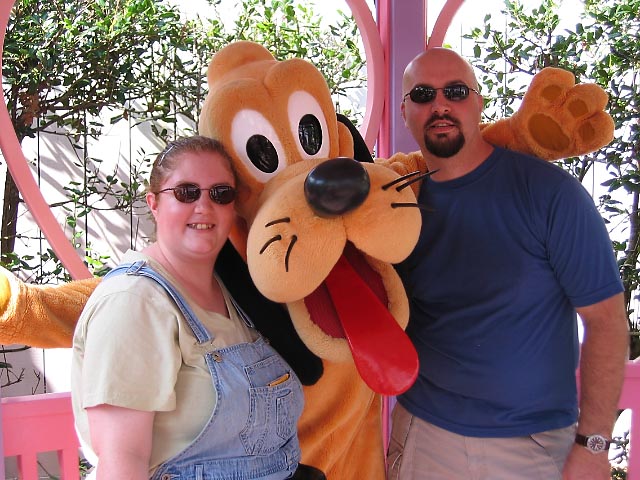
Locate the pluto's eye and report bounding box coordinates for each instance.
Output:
[246,135,279,173]
[298,114,322,156]
[231,109,286,183]
[288,91,330,160]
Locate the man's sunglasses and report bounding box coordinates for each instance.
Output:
[403,84,480,104]
[155,183,237,205]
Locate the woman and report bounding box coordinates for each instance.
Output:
[71,136,304,479]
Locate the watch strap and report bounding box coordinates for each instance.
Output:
[575,433,613,453]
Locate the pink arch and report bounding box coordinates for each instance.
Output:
[428,0,466,49]
[0,0,91,280]
[345,0,385,149]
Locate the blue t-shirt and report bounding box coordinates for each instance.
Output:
[397,147,623,437]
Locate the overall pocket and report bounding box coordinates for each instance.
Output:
[240,354,303,456]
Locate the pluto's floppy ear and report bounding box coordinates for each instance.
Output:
[337,113,373,164]
[215,240,323,385]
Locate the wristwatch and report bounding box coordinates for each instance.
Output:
[575,433,614,454]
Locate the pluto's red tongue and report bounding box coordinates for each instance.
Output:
[324,255,418,395]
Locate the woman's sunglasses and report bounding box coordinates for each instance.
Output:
[155,183,237,205]
[403,84,480,104]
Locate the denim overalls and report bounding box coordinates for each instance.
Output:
[105,261,304,480]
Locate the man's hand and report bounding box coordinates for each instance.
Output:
[563,444,611,480]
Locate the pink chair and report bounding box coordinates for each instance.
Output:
[1,392,80,480]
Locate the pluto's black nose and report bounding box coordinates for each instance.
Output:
[304,157,370,218]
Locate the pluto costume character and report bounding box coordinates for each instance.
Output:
[0,41,613,479]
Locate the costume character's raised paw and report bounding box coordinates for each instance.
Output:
[480,67,614,160]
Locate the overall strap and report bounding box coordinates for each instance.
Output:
[228,296,255,329]
[104,261,212,343]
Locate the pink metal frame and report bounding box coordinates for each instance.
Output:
[619,362,640,478]
[0,0,91,280]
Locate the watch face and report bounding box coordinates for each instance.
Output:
[587,435,607,452]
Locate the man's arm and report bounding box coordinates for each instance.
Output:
[563,292,629,480]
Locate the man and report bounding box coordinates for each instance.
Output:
[387,47,629,480]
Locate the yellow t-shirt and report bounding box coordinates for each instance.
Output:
[71,250,258,472]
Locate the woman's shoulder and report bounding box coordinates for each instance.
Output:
[89,252,176,307]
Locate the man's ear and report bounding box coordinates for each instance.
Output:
[476,90,485,112]
[336,113,373,164]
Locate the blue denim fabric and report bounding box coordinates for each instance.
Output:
[105,261,303,480]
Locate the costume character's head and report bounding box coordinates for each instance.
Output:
[199,41,422,395]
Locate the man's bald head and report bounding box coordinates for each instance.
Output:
[403,48,479,96]
[400,47,492,176]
